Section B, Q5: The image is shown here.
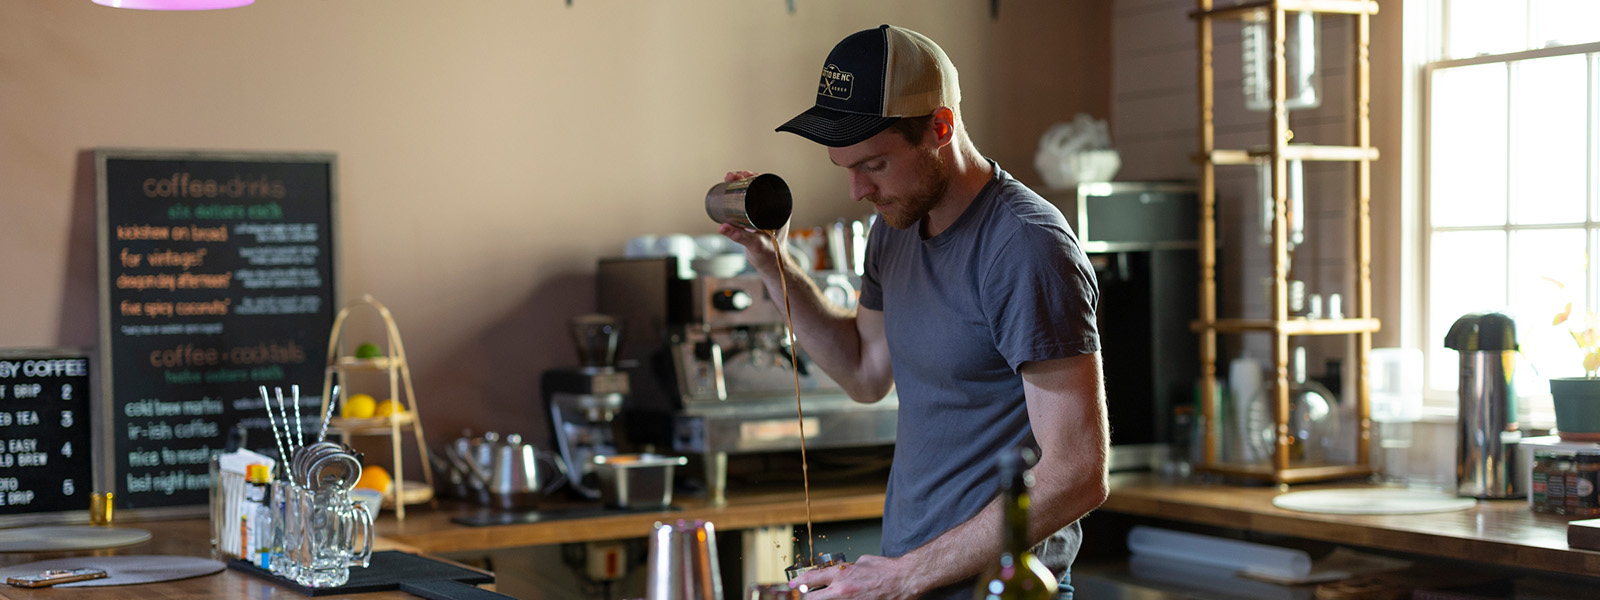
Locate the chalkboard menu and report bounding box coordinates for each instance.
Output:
[96,150,337,511]
[0,349,93,525]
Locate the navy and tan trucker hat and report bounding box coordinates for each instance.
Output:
[776,24,962,148]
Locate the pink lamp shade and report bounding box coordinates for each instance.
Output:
[92,0,253,9]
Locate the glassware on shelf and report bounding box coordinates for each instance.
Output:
[1288,345,1340,464]
[1241,10,1321,112]
[1243,346,1341,466]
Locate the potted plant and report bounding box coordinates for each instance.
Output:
[1549,282,1600,439]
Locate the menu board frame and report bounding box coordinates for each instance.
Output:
[95,148,338,518]
[0,348,96,527]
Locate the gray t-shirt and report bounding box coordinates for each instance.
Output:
[858,162,1100,599]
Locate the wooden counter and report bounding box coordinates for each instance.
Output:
[380,479,889,554]
[1101,471,1600,578]
[0,519,456,600]
[0,479,885,599]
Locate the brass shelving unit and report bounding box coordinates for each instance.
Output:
[1192,0,1380,484]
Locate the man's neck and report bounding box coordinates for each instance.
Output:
[921,140,992,239]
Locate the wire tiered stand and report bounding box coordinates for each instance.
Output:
[319,294,436,520]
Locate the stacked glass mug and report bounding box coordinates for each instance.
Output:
[265,449,376,588]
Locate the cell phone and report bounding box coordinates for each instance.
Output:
[5,568,108,588]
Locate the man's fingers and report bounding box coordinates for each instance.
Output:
[718,223,756,247]
[789,567,837,593]
[719,223,771,251]
[724,170,759,183]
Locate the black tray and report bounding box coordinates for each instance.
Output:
[227,550,493,596]
[401,580,520,600]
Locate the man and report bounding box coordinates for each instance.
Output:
[719,24,1108,600]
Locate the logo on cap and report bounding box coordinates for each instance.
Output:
[818,64,853,100]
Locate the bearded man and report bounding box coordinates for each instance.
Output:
[719,24,1109,600]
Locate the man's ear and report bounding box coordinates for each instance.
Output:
[930,107,956,146]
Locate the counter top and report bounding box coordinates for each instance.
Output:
[0,478,887,599]
[0,519,459,600]
[381,479,889,554]
[1101,471,1600,578]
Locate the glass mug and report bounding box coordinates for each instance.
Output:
[268,479,297,580]
[282,483,374,588]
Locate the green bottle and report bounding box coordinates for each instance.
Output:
[974,448,1056,600]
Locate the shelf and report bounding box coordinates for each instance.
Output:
[332,356,400,371]
[327,412,416,435]
[321,294,436,521]
[383,479,434,507]
[1080,240,1200,253]
[1195,462,1373,485]
[1196,0,1377,485]
[1191,0,1379,21]
[1203,145,1380,166]
[1190,317,1381,335]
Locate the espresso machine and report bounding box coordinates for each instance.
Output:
[542,314,629,500]
[597,256,899,505]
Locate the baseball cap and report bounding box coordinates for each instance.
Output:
[776,24,962,148]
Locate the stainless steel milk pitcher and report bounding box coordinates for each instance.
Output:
[1445,312,1524,499]
[706,174,792,231]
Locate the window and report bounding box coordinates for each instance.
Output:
[1423,0,1600,420]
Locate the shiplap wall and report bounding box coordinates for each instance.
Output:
[1113,0,1360,372]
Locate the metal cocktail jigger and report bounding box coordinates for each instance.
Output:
[646,519,722,600]
[706,174,793,231]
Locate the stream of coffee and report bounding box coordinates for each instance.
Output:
[767,229,815,565]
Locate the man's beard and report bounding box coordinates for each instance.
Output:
[868,144,948,230]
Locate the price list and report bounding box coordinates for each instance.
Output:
[0,353,92,516]
[98,151,336,510]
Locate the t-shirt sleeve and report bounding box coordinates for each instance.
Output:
[984,224,1101,372]
[858,220,886,311]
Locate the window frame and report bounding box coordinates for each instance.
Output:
[1418,2,1600,423]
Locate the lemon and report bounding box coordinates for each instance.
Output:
[355,342,383,359]
[355,465,393,494]
[342,393,377,419]
[375,398,405,417]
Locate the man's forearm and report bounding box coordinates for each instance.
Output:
[895,494,1006,594]
[892,353,1110,595]
[893,452,1106,594]
[759,262,891,402]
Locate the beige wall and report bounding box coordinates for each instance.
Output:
[0,1,1109,458]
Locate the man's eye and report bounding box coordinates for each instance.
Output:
[865,161,886,172]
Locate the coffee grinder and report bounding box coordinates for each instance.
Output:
[543,314,629,500]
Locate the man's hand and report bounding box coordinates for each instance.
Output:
[716,170,790,278]
[788,555,921,600]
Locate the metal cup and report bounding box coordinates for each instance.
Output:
[785,552,847,583]
[706,174,792,231]
[646,519,723,600]
[748,583,804,599]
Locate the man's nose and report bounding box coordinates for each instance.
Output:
[848,172,876,202]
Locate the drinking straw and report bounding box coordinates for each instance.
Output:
[292,385,304,450]
[275,387,294,458]
[261,385,288,474]
[318,385,340,444]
